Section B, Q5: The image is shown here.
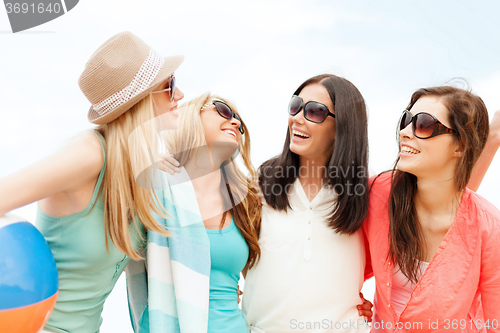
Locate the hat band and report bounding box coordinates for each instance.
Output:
[92,48,164,116]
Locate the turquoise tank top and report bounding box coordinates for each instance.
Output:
[36,131,144,333]
[206,218,249,333]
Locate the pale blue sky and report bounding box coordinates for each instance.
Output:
[1,1,499,331]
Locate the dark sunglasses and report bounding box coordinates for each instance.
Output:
[399,109,456,139]
[152,75,176,101]
[200,100,244,135]
[288,95,335,123]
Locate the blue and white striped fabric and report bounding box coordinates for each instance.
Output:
[126,168,211,333]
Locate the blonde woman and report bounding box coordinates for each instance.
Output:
[0,31,184,333]
[127,93,261,333]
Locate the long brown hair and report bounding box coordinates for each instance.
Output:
[162,93,261,268]
[388,85,489,283]
[259,74,369,234]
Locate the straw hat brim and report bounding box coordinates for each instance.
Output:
[87,55,184,125]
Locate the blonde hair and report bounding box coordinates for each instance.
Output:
[95,94,170,260]
[163,93,262,268]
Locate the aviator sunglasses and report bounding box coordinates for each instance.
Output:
[399,109,456,139]
[200,100,245,135]
[288,95,335,123]
[152,75,176,101]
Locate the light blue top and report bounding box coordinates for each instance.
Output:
[126,167,213,333]
[206,219,249,333]
[126,168,247,333]
[36,131,144,333]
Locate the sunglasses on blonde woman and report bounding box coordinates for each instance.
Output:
[152,75,176,101]
[201,100,245,134]
[399,109,456,139]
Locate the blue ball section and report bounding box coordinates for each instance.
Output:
[0,221,58,310]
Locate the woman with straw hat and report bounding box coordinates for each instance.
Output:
[0,31,184,333]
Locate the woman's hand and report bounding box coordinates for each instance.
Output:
[357,292,373,323]
[159,153,181,175]
[237,285,243,304]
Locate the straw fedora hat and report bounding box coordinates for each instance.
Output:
[79,31,184,124]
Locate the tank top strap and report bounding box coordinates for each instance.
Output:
[83,130,107,214]
[91,129,107,159]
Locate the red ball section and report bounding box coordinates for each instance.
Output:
[0,292,58,333]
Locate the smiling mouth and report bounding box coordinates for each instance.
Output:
[292,129,310,139]
[401,146,421,154]
[222,129,237,138]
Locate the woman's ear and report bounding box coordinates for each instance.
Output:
[453,140,464,157]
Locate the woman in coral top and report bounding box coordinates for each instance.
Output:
[364,86,500,332]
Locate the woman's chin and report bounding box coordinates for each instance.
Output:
[208,141,239,160]
[289,143,307,156]
[396,161,418,176]
[155,114,179,132]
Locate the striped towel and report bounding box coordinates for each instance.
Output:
[126,168,211,333]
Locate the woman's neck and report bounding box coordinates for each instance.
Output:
[298,155,330,202]
[414,177,463,231]
[185,157,226,225]
[182,144,227,181]
[184,153,222,197]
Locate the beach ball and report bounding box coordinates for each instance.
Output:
[0,214,58,333]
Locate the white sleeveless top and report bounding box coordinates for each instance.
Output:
[242,179,369,333]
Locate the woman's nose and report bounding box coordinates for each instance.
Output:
[173,87,184,101]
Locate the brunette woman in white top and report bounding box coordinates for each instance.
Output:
[242,74,372,333]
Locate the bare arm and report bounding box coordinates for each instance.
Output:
[468,110,500,192]
[235,263,250,304]
[241,263,249,279]
[0,131,103,216]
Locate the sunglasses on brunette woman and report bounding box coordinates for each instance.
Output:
[288,95,335,123]
[399,109,456,139]
[200,100,245,134]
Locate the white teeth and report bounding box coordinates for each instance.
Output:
[401,146,420,154]
[293,129,310,138]
[222,129,236,138]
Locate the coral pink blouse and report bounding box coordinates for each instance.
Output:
[363,173,500,332]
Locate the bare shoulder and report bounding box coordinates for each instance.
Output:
[71,131,103,152]
[62,131,104,176]
[0,131,106,215]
